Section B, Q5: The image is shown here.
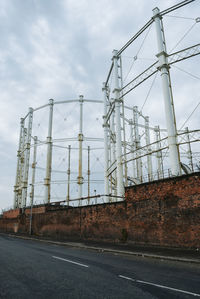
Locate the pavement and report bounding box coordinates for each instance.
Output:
[0,233,200,298]
[4,232,200,264]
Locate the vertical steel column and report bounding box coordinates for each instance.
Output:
[145,116,153,181]
[19,127,27,207]
[112,50,124,197]
[133,106,142,182]
[119,57,128,186]
[122,102,128,185]
[67,145,71,205]
[29,136,37,235]
[154,125,163,179]
[107,117,111,196]
[30,136,37,207]
[129,120,136,180]
[14,118,24,208]
[111,107,117,197]
[185,127,193,171]
[22,107,33,208]
[87,146,90,204]
[153,7,181,176]
[102,83,109,202]
[107,120,112,196]
[44,99,54,203]
[78,95,84,204]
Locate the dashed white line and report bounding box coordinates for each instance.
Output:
[52,255,89,268]
[119,275,200,297]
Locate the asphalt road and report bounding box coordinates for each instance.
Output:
[0,234,200,299]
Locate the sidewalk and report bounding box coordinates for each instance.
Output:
[4,233,200,264]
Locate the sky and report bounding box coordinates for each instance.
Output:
[0,0,199,211]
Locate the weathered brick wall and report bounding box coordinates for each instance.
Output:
[125,173,200,248]
[3,208,21,218]
[0,218,19,233]
[29,202,127,242]
[1,173,200,249]
[25,206,46,215]
[80,202,127,242]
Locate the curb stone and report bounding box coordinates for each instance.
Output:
[5,233,200,264]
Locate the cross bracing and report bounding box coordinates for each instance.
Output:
[103,0,200,199]
[13,0,200,209]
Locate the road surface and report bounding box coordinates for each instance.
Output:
[0,234,199,298]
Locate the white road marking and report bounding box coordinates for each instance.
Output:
[52,255,89,268]
[119,275,200,297]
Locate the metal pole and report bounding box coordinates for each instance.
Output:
[111,108,117,197]
[153,7,181,176]
[78,95,84,204]
[22,107,33,208]
[107,117,111,196]
[44,99,54,203]
[29,195,33,235]
[122,101,128,185]
[133,106,142,182]
[145,116,153,181]
[155,126,160,179]
[185,127,193,171]
[30,136,37,207]
[87,146,90,204]
[129,120,136,180]
[102,83,109,202]
[155,125,163,179]
[18,127,27,208]
[13,118,24,209]
[67,145,71,205]
[158,126,164,177]
[107,121,112,197]
[119,57,128,186]
[112,50,124,197]
[29,136,37,235]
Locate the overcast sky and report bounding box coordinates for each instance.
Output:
[0,0,199,211]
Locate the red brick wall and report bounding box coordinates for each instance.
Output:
[1,173,200,249]
[3,209,21,218]
[25,206,46,215]
[0,218,19,233]
[125,173,200,248]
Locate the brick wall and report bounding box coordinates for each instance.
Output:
[3,209,21,218]
[25,206,46,215]
[125,173,200,248]
[1,172,200,249]
[0,218,19,233]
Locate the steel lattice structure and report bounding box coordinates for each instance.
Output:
[13,0,200,209]
[14,97,105,209]
[102,0,200,199]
